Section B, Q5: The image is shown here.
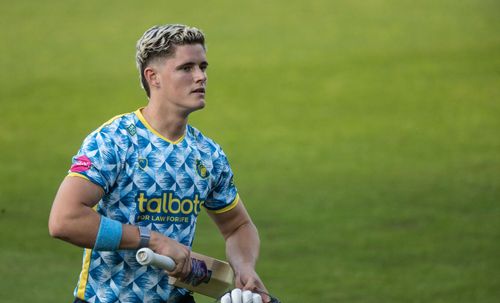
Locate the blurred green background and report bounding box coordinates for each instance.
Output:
[1,0,499,302]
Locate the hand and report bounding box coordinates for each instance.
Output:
[233,267,270,302]
[220,289,263,303]
[149,231,191,279]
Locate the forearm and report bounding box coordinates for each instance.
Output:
[209,200,268,293]
[226,221,260,272]
[48,203,100,248]
[49,202,142,249]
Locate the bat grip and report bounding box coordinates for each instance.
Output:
[136,248,176,271]
[136,248,211,286]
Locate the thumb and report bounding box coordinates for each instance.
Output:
[234,274,245,289]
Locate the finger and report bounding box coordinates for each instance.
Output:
[251,282,269,302]
[231,288,242,303]
[234,275,244,289]
[181,249,191,278]
[165,263,179,277]
[182,256,191,279]
[220,293,231,303]
[240,277,258,291]
[257,291,270,303]
[167,256,186,278]
[179,257,188,275]
[242,290,253,303]
[252,293,263,303]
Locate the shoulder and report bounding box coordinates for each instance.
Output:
[187,125,224,155]
[95,111,136,135]
[83,111,136,148]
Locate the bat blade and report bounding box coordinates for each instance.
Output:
[169,251,234,298]
[136,248,234,299]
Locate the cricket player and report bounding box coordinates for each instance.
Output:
[49,24,269,303]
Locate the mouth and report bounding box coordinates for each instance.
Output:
[191,87,206,94]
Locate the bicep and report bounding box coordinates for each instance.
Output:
[50,175,104,219]
[207,198,253,240]
[49,175,105,245]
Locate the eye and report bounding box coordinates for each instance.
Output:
[200,63,208,72]
[182,65,193,72]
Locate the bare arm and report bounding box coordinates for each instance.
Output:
[48,175,192,277]
[207,198,268,297]
[48,175,142,248]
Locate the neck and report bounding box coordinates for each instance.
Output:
[141,100,188,143]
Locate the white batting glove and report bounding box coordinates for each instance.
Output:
[220,288,263,303]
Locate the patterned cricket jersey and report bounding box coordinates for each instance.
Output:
[68,108,239,303]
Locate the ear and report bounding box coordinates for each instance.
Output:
[144,66,160,88]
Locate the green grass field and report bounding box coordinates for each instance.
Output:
[1,0,499,302]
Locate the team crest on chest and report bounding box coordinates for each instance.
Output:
[138,157,148,170]
[195,159,209,179]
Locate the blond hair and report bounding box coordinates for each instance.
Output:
[135,24,205,97]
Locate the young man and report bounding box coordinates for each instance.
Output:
[49,24,268,303]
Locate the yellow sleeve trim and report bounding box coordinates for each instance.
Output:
[67,172,90,181]
[206,194,240,214]
[134,108,186,145]
[67,172,106,194]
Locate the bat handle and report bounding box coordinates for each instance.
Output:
[136,248,176,271]
[136,248,211,286]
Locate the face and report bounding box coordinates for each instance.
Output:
[148,44,208,114]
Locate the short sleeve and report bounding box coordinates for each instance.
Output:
[204,149,239,213]
[68,130,121,193]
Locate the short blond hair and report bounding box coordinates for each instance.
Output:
[136,24,205,97]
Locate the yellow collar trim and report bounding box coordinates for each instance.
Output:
[134,108,186,145]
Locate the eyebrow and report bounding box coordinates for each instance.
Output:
[176,61,209,69]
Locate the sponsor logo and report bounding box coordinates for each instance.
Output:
[70,155,92,173]
[136,191,205,224]
[195,159,209,179]
[126,124,137,136]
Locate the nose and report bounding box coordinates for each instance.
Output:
[194,66,207,83]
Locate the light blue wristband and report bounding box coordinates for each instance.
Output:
[94,216,122,251]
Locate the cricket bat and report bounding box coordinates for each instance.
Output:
[136,248,234,299]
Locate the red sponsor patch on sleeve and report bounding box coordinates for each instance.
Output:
[70,155,93,173]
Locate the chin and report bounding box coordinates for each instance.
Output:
[188,100,206,113]
[197,98,206,108]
